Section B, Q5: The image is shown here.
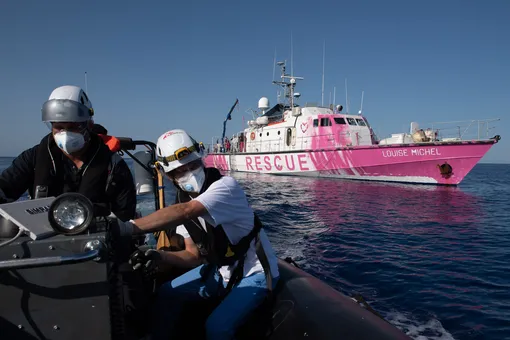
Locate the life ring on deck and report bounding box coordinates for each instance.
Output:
[250,132,255,140]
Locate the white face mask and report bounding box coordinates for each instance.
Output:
[176,166,206,193]
[53,131,86,154]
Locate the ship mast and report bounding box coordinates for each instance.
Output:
[272,61,303,111]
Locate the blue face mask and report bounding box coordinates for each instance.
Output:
[176,166,206,193]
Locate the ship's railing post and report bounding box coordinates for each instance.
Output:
[418,118,499,141]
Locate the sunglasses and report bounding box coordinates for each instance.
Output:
[157,145,197,167]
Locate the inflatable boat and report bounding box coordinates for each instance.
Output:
[0,137,410,340]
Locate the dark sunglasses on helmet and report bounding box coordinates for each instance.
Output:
[157,145,197,167]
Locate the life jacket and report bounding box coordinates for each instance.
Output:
[171,167,273,294]
[32,133,121,215]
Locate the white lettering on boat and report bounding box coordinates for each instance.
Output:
[381,148,441,158]
[245,154,309,172]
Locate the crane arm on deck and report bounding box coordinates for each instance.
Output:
[221,98,239,145]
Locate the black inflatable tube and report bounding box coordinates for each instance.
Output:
[268,259,410,339]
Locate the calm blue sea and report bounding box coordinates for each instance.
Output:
[1,156,509,340]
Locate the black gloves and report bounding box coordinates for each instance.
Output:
[129,247,162,274]
[110,218,135,244]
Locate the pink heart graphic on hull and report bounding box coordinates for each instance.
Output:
[301,122,308,133]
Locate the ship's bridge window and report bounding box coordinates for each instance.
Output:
[356,118,367,126]
[320,118,332,126]
[334,117,346,124]
[313,119,319,127]
[347,118,357,125]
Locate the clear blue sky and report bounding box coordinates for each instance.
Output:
[1,0,508,163]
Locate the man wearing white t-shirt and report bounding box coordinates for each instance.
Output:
[122,129,279,340]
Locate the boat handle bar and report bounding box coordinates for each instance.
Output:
[0,240,105,271]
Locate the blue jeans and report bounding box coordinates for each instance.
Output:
[151,264,279,340]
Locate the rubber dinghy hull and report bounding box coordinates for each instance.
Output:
[233,258,410,340]
[0,238,410,340]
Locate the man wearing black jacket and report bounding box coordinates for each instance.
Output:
[0,85,136,222]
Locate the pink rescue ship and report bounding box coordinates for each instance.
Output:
[204,61,501,185]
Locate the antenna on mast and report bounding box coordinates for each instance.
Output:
[272,60,303,110]
[321,40,325,107]
[273,48,278,102]
[275,60,286,104]
[84,72,88,94]
[359,90,365,114]
[345,78,349,113]
[272,48,277,81]
[290,32,294,76]
[333,86,336,107]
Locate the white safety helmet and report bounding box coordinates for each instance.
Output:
[41,85,94,124]
[156,129,202,173]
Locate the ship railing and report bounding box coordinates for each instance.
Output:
[205,130,375,153]
[425,118,500,141]
[248,137,285,153]
[382,118,501,142]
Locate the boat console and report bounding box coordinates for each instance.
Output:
[0,193,153,340]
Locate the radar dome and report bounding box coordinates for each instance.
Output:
[258,97,270,111]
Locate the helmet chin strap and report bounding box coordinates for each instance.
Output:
[82,127,91,144]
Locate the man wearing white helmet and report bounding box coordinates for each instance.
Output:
[0,85,137,221]
[123,129,279,339]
